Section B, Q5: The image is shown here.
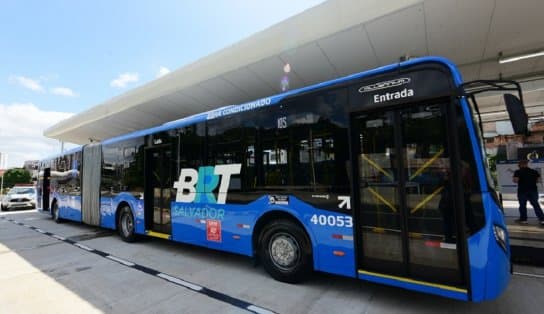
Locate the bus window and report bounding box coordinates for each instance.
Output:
[256,89,350,210]
[207,113,259,203]
[178,124,205,170]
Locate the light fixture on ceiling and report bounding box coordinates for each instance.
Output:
[498,49,544,64]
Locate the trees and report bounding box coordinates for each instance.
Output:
[2,168,32,188]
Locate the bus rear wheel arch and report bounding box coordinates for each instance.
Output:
[258,218,313,283]
[117,203,137,242]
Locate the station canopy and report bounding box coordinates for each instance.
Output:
[45,0,544,144]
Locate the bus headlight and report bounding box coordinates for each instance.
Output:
[493,225,507,252]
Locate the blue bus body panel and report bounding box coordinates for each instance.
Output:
[171,199,261,253]
[100,193,145,234]
[170,195,356,278]
[53,192,82,222]
[287,197,356,278]
[99,196,115,229]
[467,192,511,302]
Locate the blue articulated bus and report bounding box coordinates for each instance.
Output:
[37,57,527,301]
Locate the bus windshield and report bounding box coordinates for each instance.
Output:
[467,99,497,193]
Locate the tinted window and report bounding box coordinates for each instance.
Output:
[178,124,205,170]
[207,112,258,203]
[207,115,243,166]
[50,151,81,197]
[257,88,350,210]
[102,137,145,196]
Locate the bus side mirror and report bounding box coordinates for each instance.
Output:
[504,93,528,135]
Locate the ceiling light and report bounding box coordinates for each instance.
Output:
[498,50,544,64]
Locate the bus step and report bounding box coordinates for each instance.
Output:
[145,230,171,240]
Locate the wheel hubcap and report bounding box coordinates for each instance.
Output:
[269,233,300,271]
[122,213,133,236]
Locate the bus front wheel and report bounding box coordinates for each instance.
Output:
[118,206,137,242]
[259,219,312,283]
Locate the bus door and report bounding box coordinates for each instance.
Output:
[351,101,466,288]
[145,145,174,235]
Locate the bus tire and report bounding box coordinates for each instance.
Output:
[118,206,137,242]
[259,219,312,283]
[52,202,62,223]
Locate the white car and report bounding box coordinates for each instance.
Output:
[1,186,37,211]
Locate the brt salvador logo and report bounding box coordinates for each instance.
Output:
[173,164,241,204]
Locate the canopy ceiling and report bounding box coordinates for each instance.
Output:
[45,0,544,144]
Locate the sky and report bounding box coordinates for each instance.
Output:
[0,0,323,168]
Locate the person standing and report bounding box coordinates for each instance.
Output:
[513,160,544,225]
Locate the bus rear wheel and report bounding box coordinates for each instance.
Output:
[259,219,312,283]
[118,206,137,242]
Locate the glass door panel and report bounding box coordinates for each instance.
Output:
[356,111,404,275]
[401,105,462,285]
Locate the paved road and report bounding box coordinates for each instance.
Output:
[1,209,543,314]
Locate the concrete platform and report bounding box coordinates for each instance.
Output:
[503,200,544,265]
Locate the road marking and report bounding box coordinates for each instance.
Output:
[74,243,94,251]
[106,255,136,267]
[157,273,203,291]
[247,305,277,314]
[0,215,278,314]
[514,271,544,279]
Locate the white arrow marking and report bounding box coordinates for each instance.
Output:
[338,196,351,210]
